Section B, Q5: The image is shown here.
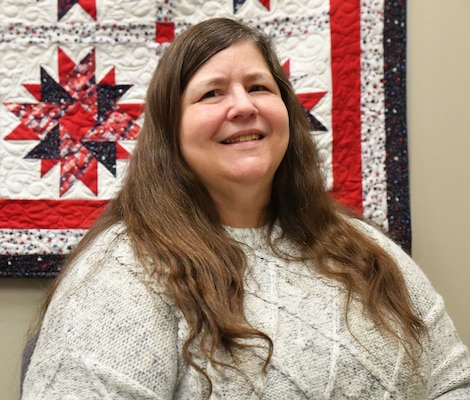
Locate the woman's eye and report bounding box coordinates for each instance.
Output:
[201,90,219,100]
[249,85,269,92]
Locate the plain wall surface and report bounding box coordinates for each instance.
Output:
[1,2,470,399]
[407,0,470,346]
[0,279,48,400]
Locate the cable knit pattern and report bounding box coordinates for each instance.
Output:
[22,221,470,399]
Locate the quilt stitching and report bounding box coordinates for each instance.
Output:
[0,0,410,277]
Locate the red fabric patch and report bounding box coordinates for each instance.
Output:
[330,0,363,213]
[78,0,97,20]
[155,22,175,44]
[259,0,270,10]
[0,200,107,229]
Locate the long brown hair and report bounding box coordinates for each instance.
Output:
[37,17,426,394]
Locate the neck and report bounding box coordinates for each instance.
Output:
[219,206,267,228]
[208,184,271,228]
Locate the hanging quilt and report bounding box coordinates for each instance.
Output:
[0,0,409,277]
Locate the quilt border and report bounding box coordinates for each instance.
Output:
[0,0,411,277]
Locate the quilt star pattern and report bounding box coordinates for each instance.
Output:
[0,0,410,277]
[4,47,142,196]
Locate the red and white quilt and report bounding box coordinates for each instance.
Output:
[0,0,410,277]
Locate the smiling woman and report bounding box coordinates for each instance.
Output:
[179,40,289,228]
[21,17,470,400]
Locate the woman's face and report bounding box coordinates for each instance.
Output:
[179,40,289,203]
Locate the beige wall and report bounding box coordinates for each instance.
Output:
[407,0,470,346]
[1,2,470,399]
[0,279,48,399]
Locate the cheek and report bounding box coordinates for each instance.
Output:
[178,112,197,154]
[272,104,290,139]
[178,123,207,176]
[267,98,289,125]
[180,107,210,143]
[178,132,195,169]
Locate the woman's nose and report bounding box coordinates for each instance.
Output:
[226,88,258,120]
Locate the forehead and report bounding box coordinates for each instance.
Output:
[189,40,272,80]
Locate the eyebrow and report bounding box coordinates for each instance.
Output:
[193,72,275,89]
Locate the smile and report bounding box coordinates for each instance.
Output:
[222,133,262,144]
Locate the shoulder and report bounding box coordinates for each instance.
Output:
[348,217,440,319]
[49,223,179,332]
[56,223,167,299]
[27,223,184,395]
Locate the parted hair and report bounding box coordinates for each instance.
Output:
[39,17,426,395]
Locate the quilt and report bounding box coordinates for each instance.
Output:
[0,0,409,277]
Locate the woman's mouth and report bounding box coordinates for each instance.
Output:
[222,133,262,144]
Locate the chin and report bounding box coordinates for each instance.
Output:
[229,171,275,187]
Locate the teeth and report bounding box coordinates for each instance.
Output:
[223,134,261,144]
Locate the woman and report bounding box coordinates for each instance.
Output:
[22,18,470,399]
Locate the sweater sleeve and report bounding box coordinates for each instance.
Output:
[422,290,470,398]
[21,226,181,400]
[353,219,470,398]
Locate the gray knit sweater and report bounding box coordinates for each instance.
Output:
[22,221,470,399]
